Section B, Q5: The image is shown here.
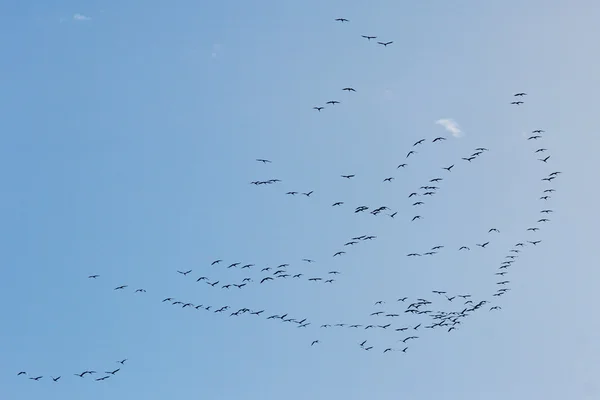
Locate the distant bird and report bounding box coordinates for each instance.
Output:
[177,270,192,276]
[443,165,454,171]
[311,340,320,346]
[114,285,127,290]
[511,101,524,105]
[29,376,43,381]
[412,215,422,221]
[342,87,356,92]
[17,372,26,376]
[256,159,271,163]
[105,369,120,375]
[332,202,343,206]
[514,92,527,96]
[326,100,340,105]
[488,228,500,233]
[538,156,550,163]
[407,151,417,158]
[528,135,541,140]
[313,106,324,112]
[341,174,355,179]
[476,242,490,248]
[413,139,425,146]
[51,376,61,382]
[117,359,127,365]
[335,18,349,22]
[361,35,377,40]
[377,41,393,46]
[303,191,314,197]
[459,246,470,251]
[134,289,146,293]
[383,177,394,182]
[532,130,545,133]
[432,137,446,142]
[397,163,407,168]
[88,275,99,279]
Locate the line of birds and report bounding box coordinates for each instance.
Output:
[16,360,128,383]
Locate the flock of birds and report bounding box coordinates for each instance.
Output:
[16,17,562,383]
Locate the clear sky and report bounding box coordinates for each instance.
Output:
[1,1,599,399]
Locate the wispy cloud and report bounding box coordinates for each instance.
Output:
[435,118,463,138]
[73,13,91,21]
[211,43,222,59]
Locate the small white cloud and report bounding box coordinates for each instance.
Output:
[435,118,463,138]
[211,43,222,59]
[73,13,91,21]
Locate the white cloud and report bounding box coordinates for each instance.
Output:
[73,13,91,21]
[211,43,222,59]
[435,118,463,138]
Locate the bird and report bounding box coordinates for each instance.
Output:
[326,100,340,105]
[114,285,127,290]
[432,137,446,142]
[511,101,524,105]
[311,340,320,346]
[335,18,349,22]
[443,165,454,171]
[88,274,99,279]
[361,35,377,40]
[51,376,61,382]
[514,92,527,96]
[105,369,120,375]
[17,372,26,376]
[117,359,127,365]
[313,106,324,112]
[538,156,550,163]
[342,87,356,92]
[407,151,417,158]
[256,159,271,163]
[476,242,490,248]
[29,376,43,381]
[177,270,192,276]
[341,174,355,179]
[377,41,393,46]
[413,139,425,146]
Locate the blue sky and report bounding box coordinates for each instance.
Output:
[1,1,599,399]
